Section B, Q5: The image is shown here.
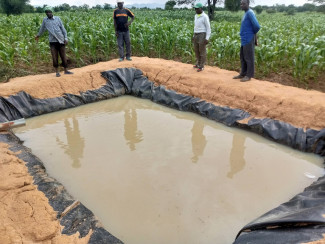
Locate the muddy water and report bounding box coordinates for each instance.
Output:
[14,96,324,244]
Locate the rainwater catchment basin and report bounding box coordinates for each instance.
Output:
[14,95,324,244]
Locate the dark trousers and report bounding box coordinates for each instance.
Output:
[50,42,67,68]
[117,30,131,59]
[193,32,207,68]
[240,37,255,78]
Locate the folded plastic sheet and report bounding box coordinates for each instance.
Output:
[234,225,325,244]
[0,67,325,243]
[234,174,325,243]
[0,97,23,122]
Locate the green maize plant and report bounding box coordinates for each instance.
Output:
[293,43,324,81]
[0,10,323,87]
[207,22,240,69]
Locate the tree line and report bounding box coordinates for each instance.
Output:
[166,0,325,19]
[0,1,114,15]
[0,0,324,16]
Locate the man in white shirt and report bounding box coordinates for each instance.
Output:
[192,3,211,72]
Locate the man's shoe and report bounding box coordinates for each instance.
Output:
[126,57,132,61]
[118,58,124,62]
[240,76,251,82]
[64,71,73,75]
[193,64,199,68]
[56,72,61,77]
[197,67,204,72]
[233,74,244,79]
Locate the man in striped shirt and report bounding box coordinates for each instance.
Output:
[35,7,73,77]
[114,0,135,62]
[192,3,211,72]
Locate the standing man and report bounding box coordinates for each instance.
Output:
[114,0,135,62]
[192,3,211,72]
[35,7,73,77]
[233,0,260,82]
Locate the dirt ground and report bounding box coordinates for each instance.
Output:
[0,142,91,243]
[0,57,325,243]
[1,57,325,130]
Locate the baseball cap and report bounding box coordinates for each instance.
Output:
[194,3,203,8]
[117,0,124,3]
[44,6,54,12]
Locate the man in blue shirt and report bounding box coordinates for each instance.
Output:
[35,7,73,77]
[114,0,135,62]
[233,0,260,82]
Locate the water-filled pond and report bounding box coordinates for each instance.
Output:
[14,96,324,244]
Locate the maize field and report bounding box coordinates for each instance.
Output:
[0,9,324,86]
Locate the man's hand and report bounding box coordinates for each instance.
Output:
[125,21,131,27]
[115,31,118,38]
[204,39,209,45]
[35,36,39,42]
[64,40,68,45]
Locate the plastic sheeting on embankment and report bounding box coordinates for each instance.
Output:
[234,175,325,244]
[0,97,23,122]
[0,132,123,244]
[0,67,324,243]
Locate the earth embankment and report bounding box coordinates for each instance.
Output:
[1,57,324,130]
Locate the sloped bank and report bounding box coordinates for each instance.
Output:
[0,59,325,243]
[1,57,324,130]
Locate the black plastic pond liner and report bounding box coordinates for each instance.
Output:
[234,174,325,243]
[0,97,23,122]
[0,67,325,243]
[234,225,325,244]
[0,132,123,244]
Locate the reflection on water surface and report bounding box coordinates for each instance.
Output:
[14,96,324,244]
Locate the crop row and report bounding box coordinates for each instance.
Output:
[0,10,324,84]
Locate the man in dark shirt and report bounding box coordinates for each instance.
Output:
[113,0,135,62]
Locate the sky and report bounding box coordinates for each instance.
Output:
[29,0,312,7]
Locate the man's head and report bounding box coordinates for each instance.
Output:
[240,0,249,11]
[194,2,203,14]
[44,7,53,18]
[117,0,124,9]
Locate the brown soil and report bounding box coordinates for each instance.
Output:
[303,235,325,244]
[0,57,324,243]
[0,141,91,243]
[265,72,325,92]
[1,57,324,130]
